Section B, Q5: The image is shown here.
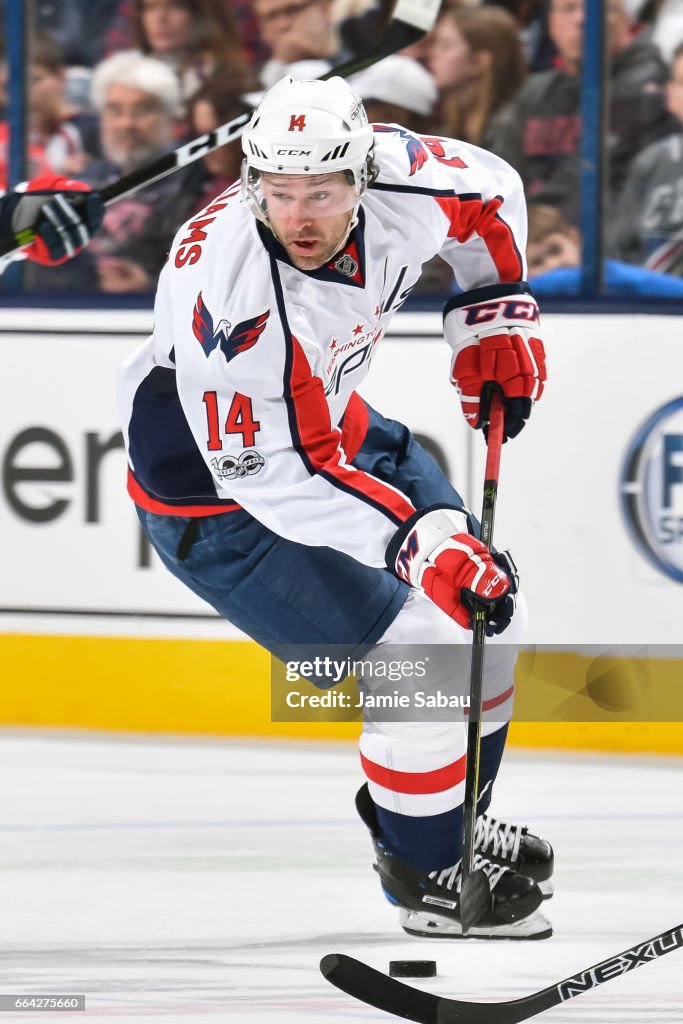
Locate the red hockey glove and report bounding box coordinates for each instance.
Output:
[3,173,104,265]
[386,507,518,635]
[444,283,546,441]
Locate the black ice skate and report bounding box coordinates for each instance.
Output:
[474,813,554,898]
[356,785,552,940]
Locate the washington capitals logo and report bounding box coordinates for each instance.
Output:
[192,293,270,362]
[373,124,428,177]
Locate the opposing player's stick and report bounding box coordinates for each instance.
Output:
[459,390,505,934]
[0,0,441,260]
[320,923,683,1023]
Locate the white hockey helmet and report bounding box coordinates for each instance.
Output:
[241,75,374,223]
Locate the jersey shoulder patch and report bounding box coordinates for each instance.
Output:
[372,123,429,178]
[192,291,270,363]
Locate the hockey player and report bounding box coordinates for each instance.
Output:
[0,173,103,268]
[117,75,550,939]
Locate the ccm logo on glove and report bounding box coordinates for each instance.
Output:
[444,282,546,441]
[463,300,540,327]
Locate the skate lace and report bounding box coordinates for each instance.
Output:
[428,853,507,892]
[474,814,522,862]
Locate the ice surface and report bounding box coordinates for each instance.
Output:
[0,732,681,1022]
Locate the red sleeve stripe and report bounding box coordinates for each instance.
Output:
[360,751,466,795]
[435,193,524,281]
[127,469,241,516]
[320,464,415,525]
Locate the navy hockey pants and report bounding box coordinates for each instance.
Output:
[137,403,520,871]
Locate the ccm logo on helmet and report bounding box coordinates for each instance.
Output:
[463,301,540,327]
[275,148,313,156]
[289,114,307,131]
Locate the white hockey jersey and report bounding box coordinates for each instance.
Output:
[118,126,528,569]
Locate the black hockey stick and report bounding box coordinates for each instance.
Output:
[0,0,441,260]
[320,923,683,1024]
[459,390,505,933]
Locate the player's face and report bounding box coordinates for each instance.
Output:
[260,172,358,271]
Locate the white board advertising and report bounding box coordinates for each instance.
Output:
[1,308,683,644]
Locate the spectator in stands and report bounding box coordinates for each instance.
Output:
[105,0,268,70]
[526,201,683,295]
[30,36,100,174]
[482,0,557,71]
[186,67,248,214]
[254,0,392,88]
[614,41,683,275]
[0,2,104,109]
[131,0,246,101]
[350,55,438,134]
[428,5,526,146]
[26,50,198,293]
[484,0,676,225]
[0,36,95,189]
[527,202,581,280]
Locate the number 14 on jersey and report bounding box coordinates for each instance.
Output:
[203,391,261,450]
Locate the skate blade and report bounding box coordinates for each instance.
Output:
[400,908,553,940]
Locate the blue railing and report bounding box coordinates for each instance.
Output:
[4,0,29,291]
[579,0,605,296]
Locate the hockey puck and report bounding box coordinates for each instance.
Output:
[389,960,437,978]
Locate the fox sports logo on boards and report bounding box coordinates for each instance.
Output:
[621,397,683,582]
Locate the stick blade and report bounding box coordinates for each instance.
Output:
[320,953,439,1024]
[459,869,490,935]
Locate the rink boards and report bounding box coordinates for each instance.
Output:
[2,307,683,754]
